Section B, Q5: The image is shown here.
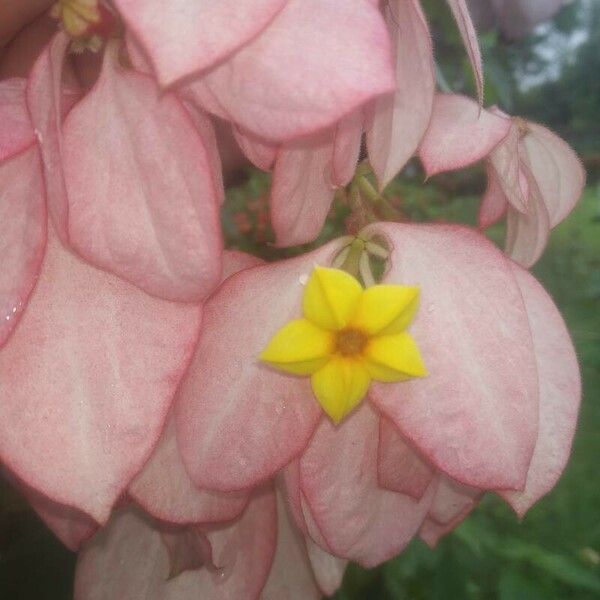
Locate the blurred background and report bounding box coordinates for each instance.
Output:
[1,0,598,597]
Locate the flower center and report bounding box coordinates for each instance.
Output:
[335,328,368,356]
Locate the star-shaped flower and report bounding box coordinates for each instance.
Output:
[260,266,427,423]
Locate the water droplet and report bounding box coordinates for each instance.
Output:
[11,307,16,314]
[34,129,43,143]
[299,274,309,285]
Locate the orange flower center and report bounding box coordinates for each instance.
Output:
[335,329,368,356]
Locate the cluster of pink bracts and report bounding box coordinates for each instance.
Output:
[0,1,585,598]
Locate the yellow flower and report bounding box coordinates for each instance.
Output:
[52,0,101,39]
[260,266,427,423]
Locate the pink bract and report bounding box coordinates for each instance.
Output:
[113,0,288,87]
[0,229,201,523]
[419,94,585,266]
[366,0,435,190]
[74,486,345,600]
[74,489,278,600]
[183,0,394,142]
[28,34,224,302]
[175,241,346,492]
[0,78,46,347]
[269,124,360,247]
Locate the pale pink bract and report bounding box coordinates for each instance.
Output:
[419,94,585,266]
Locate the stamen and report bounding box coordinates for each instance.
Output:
[52,0,115,52]
[359,251,375,287]
[332,245,351,269]
[365,240,389,260]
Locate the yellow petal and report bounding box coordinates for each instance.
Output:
[364,333,427,382]
[311,356,371,423]
[303,266,363,331]
[349,285,420,335]
[62,0,101,21]
[260,319,334,375]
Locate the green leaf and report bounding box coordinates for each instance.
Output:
[499,569,553,600]
[529,551,600,593]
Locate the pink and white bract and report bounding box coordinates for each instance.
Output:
[27,31,224,302]
[420,93,585,266]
